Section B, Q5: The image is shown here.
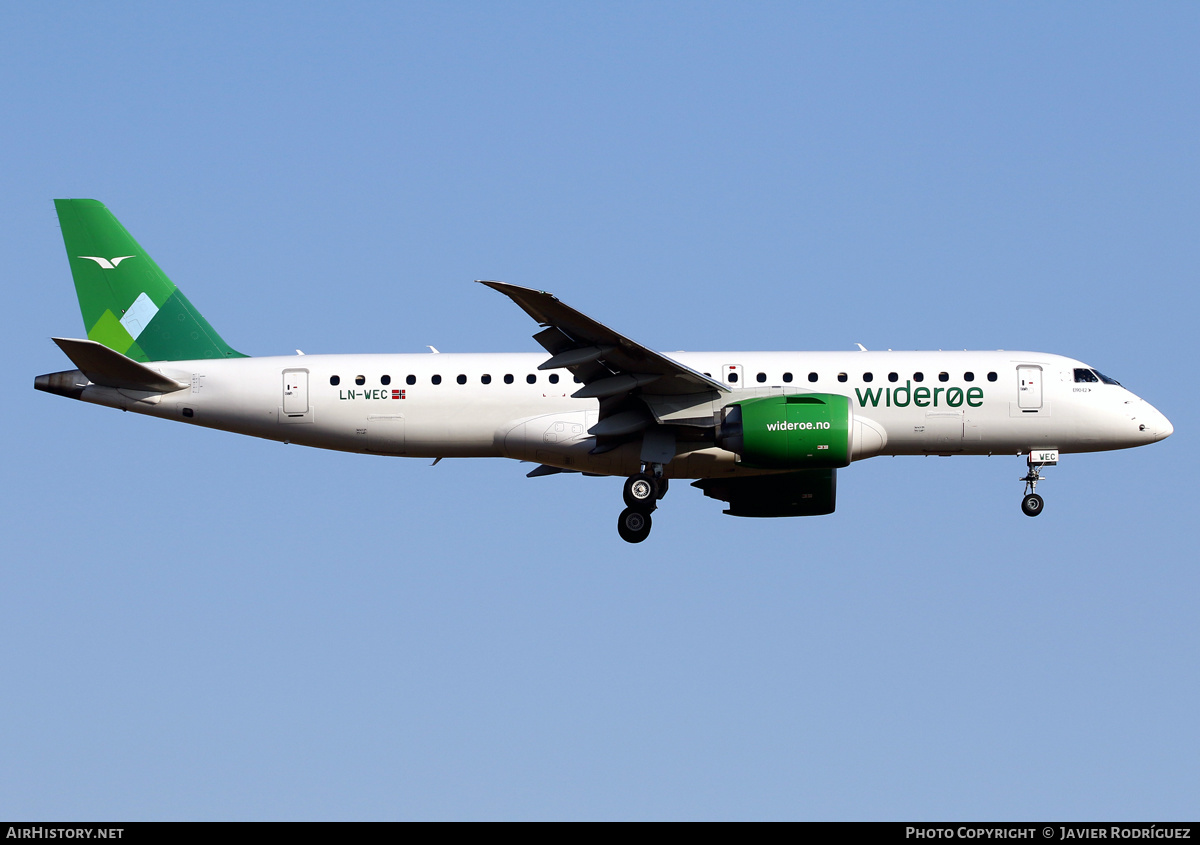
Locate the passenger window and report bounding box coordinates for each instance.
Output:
[457,374,467,385]
[756,372,766,383]
[573,376,582,383]
[1074,368,1099,383]
[406,375,416,385]
[431,374,442,385]
[504,374,514,384]
[549,373,560,384]
[808,372,818,383]
[964,372,974,382]
[526,374,536,384]
[329,375,340,386]
[355,375,366,386]
[987,372,998,382]
[481,374,492,384]
[939,372,949,382]
[837,373,848,383]
[729,372,739,383]
[783,372,793,383]
[863,372,873,383]
[381,375,391,386]
[913,372,924,383]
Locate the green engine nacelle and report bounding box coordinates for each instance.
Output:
[718,393,852,469]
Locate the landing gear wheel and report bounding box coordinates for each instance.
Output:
[1021,493,1044,517]
[623,473,659,510]
[617,507,653,543]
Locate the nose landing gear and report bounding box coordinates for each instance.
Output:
[618,465,667,543]
[1020,450,1057,517]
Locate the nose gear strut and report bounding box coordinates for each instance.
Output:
[1020,451,1056,517]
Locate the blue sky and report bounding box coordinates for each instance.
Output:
[2,2,1197,820]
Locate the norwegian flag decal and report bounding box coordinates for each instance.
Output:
[392,389,405,399]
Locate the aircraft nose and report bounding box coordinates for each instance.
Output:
[1141,401,1173,442]
[1155,412,1174,442]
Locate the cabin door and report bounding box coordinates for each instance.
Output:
[282,369,309,416]
[1017,366,1043,409]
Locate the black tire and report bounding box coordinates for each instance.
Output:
[623,473,659,510]
[617,507,652,543]
[1021,493,1044,517]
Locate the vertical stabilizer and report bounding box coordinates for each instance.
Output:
[54,199,245,362]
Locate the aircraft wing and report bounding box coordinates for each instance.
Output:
[479,281,729,399]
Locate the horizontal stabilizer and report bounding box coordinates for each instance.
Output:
[51,337,188,393]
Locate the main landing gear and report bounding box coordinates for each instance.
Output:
[617,467,668,543]
[1020,452,1056,517]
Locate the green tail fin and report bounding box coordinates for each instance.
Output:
[54,199,245,362]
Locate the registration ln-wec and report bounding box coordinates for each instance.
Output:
[36,200,1174,542]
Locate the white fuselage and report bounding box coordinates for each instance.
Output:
[72,349,1172,479]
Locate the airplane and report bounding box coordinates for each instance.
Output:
[36,199,1173,543]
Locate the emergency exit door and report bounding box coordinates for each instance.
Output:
[1017,366,1042,409]
[283,369,309,416]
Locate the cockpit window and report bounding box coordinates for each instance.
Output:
[1074,368,1099,383]
[1094,370,1121,385]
